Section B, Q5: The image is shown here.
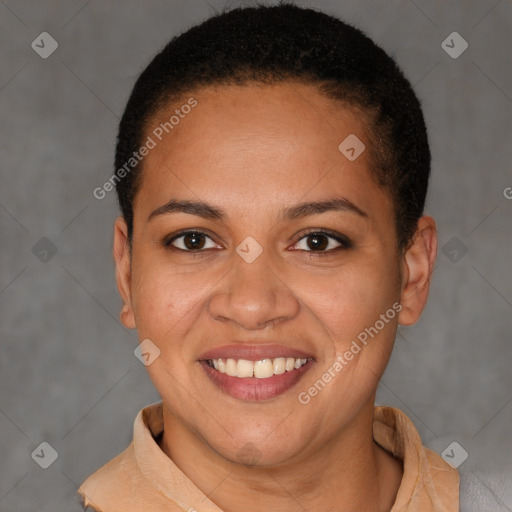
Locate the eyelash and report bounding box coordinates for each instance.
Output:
[163,229,352,257]
[295,229,352,257]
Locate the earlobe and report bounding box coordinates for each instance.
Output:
[113,217,136,329]
[398,216,438,326]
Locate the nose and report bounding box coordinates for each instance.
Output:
[207,251,300,330]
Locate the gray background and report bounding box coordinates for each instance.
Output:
[0,0,511,510]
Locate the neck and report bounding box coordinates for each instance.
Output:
[159,399,402,512]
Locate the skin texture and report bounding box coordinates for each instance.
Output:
[113,83,437,512]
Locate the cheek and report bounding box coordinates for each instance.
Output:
[291,260,401,403]
[292,261,399,340]
[129,257,218,344]
[291,266,400,414]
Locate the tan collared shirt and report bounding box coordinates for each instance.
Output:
[78,403,459,511]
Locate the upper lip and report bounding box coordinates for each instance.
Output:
[198,343,315,362]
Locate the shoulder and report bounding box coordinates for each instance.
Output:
[78,443,140,511]
[374,406,460,511]
[423,445,460,494]
[78,442,188,512]
[77,409,185,512]
[78,403,186,511]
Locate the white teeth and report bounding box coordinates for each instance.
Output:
[236,359,254,378]
[225,358,237,377]
[254,359,273,378]
[207,357,309,379]
[273,357,286,375]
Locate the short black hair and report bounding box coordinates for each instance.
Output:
[115,3,430,251]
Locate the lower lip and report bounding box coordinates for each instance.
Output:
[199,360,314,402]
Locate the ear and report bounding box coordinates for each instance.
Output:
[113,216,136,329]
[398,216,438,326]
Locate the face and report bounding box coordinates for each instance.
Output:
[114,82,435,467]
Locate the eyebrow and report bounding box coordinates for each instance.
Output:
[147,196,368,222]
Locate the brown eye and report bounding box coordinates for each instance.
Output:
[167,231,218,251]
[306,233,329,251]
[293,231,351,252]
[183,232,206,250]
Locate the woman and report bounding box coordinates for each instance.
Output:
[79,4,459,511]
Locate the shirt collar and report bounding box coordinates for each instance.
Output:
[82,401,459,511]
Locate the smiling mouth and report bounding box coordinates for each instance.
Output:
[198,344,315,401]
[205,357,311,379]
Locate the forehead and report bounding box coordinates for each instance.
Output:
[135,83,391,222]
[146,82,369,166]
